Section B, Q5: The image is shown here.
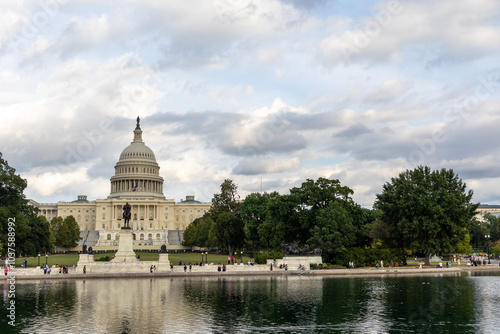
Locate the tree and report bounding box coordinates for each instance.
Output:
[55,216,81,248]
[290,177,354,245]
[0,152,53,256]
[374,166,479,265]
[210,179,245,256]
[262,193,301,249]
[469,217,489,249]
[240,192,279,256]
[484,213,500,242]
[182,213,215,248]
[453,231,473,254]
[308,200,358,263]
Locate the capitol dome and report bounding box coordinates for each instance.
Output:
[119,140,156,162]
[109,117,164,199]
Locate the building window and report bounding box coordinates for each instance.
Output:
[156,233,160,240]
[86,216,89,222]
[118,223,120,228]
[165,214,168,219]
[149,213,153,220]
[140,234,144,240]
[93,216,95,221]
[107,234,111,240]
[133,234,136,240]
[102,224,105,229]
[150,223,152,228]
[148,233,152,240]
[140,213,144,220]
[102,214,106,220]
[77,215,81,221]
[176,217,179,222]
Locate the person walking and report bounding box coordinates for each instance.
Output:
[83,265,87,274]
[4,266,8,276]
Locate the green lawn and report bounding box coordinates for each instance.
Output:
[15,252,250,267]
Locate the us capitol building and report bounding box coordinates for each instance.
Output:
[30,117,211,249]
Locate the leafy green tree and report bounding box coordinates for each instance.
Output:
[484,213,500,242]
[55,215,81,248]
[182,213,215,248]
[289,177,354,244]
[263,194,301,249]
[210,179,245,256]
[240,192,279,256]
[453,231,473,254]
[469,217,489,249]
[308,200,358,263]
[0,152,53,256]
[375,166,479,265]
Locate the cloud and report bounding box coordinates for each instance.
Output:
[2,0,500,208]
[233,156,300,175]
[318,0,500,67]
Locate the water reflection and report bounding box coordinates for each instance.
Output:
[0,272,499,333]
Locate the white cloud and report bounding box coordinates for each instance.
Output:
[318,0,500,66]
[2,0,500,207]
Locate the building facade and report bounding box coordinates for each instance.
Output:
[30,118,211,247]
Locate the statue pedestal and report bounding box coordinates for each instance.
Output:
[111,229,137,263]
[158,253,171,272]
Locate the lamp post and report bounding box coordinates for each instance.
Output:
[45,254,48,266]
[201,252,204,264]
[205,252,208,263]
[38,254,40,267]
[240,250,243,264]
[485,235,491,264]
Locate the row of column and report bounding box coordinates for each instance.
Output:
[113,204,159,220]
[112,179,162,193]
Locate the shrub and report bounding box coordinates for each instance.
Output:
[336,247,404,267]
[310,263,345,270]
[95,255,110,262]
[255,251,284,264]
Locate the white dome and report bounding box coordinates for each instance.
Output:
[119,143,156,162]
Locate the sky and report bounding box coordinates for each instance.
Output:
[1,0,500,207]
